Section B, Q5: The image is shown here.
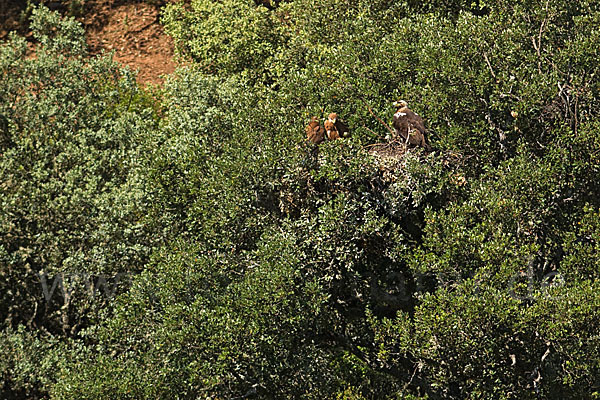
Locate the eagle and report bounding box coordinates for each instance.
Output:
[324,112,349,141]
[306,116,325,144]
[392,100,431,150]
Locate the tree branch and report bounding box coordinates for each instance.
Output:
[360,98,395,138]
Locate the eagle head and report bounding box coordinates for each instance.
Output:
[327,112,338,124]
[393,100,408,108]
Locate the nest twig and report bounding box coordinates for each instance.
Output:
[359,97,396,138]
[366,140,409,158]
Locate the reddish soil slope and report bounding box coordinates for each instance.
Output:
[0,0,176,86]
[83,1,176,85]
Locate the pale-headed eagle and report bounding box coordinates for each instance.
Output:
[392,100,431,150]
[324,112,349,141]
[306,116,325,144]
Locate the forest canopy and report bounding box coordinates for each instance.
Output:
[1,0,600,398]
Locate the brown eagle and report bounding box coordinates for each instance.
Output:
[324,112,349,141]
[392,100,431,150]
[306,116,325,144]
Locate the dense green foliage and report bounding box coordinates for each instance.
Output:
[1,1,600,398]
[0,7,158,397]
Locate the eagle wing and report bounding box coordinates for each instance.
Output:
[409,112,426,135]
[393,107,431,149]
[306,119,325,144]
[324,120,340,141]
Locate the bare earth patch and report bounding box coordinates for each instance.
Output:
[0,0,176,86]
[83,1,176,86]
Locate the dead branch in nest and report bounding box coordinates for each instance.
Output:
[362,125,380,138]
[359,97,396,138]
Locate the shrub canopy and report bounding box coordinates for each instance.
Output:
[2,1,600,398]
